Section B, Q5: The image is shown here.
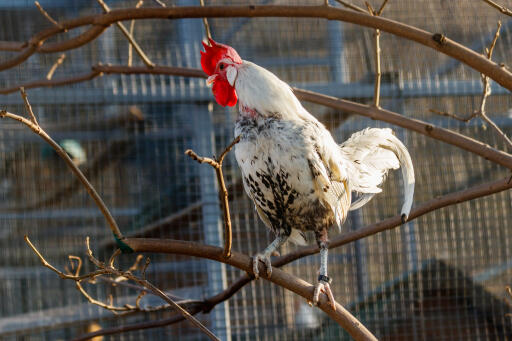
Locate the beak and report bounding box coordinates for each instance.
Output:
[206,75,217,86]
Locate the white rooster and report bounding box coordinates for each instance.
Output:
[200,38,414,308]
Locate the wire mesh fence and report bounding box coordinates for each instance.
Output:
[0,0,511,340]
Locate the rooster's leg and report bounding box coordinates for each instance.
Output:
[253,234,288,279]
[313,228,336,310]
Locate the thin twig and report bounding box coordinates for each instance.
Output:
[200,0,213,42]
[46,53,66,80]
[428,108,478,123]
[373,28,381,107]
[153,0,166,6]
[334,0,366,13]
[96,0,155,68]
[27,235,219,340]
[85,238,220,341]
[364,1,375,15]
[376,0,389,16]
[34,1,66,31]
[482,0,512,16]
[366,0,389,108]
[0,100,125,240]
[185,135,241,258]
[430,21,512,150]
[128,0,144,67]
[19,87,38,125]
[481,112,512,148]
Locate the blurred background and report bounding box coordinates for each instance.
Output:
[0,0,511,340]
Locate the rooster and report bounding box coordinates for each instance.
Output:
[200,38,414,308]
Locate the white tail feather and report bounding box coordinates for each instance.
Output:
[341,128,415,220]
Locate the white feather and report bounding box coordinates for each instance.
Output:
[341,128,415,218]
[226,66,237,86]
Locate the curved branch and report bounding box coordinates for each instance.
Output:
[294,88,512,169]
[1,5,512,92]
[73,176,512,340]
[0,109,124,240]
[120,176,512,338]
[3,64,509,169]
[275,176,512,266]
[123,238,377,341]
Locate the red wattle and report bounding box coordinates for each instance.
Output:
[212,79,237,107]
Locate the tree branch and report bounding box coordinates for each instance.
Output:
[0,5,512,93]
[128,0,145,67]
[26,236,220,341]
[482,0,512,16]
[185,135,241,259]
[96,0,155,68]
[53,175,512,340]
[1,64,510,168]
[334,0,366,13]
[122,238,377,341]
[102,173,512,339]
[0,97,125,242]
[46,53,66,80]
[430,21,512,150]
[34,1,66,31]
[365,0,389,108]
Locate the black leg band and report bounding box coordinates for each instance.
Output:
[318,274,332,284]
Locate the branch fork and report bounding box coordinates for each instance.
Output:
[185,135,241,259]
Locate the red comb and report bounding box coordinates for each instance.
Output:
[200,38,242,75]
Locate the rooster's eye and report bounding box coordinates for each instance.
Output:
[219,63,225,70]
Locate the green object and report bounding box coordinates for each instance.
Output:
[114,233,134,253]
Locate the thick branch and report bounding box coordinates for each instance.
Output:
[118,177,512,338]
[1,6,512,93]
[122,238,377,341]
[64,175,512,340]
[1,64,510,168]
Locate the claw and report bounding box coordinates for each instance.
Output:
[313,280,336,311]
[252,253,272,279]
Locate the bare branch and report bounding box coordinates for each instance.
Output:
[112,177,511,340]
[431,21,512,150]
[0,64,509,168]
[1,5,512,95]
[364,1,375,15]
[200,0,213,42]
[27,236,220,340]
[0,100,125,241]
[334,0,366,13]
[46,53,66,80]
[365,0,389,108]
[96,0,155,68]
[481,112,512,148]
[153,0,166,6]
[185,135,241,258]
[128,0,145,67]
[19,87,38,125]
[482,0,512,16]
[428,108,478,123]
[34,1,66,31]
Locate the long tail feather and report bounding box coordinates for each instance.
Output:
[341,128,415,220]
